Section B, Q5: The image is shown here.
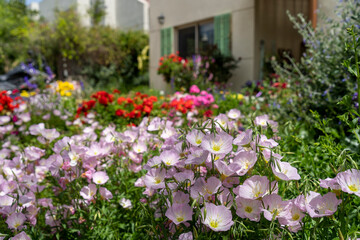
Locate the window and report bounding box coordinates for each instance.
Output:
[177,21,214,58]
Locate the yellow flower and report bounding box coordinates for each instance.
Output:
[20,91,30,98]
[56,81,74,97]
[236,94,244,101]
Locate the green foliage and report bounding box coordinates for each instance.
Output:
[272,0,360,131]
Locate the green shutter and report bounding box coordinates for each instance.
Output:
[214,13,231,56]
[161,27,173,56]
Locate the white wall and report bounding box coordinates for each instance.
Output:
[149,0,256,92]
[76,0,91,27]
[116,0,145,31]
[39,0,77,22]
[103,0,117,28]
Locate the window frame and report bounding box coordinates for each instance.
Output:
[175,18,214,57]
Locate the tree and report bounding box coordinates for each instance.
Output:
[88,0,106,26]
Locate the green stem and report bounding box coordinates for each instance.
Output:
[353,32,360,113]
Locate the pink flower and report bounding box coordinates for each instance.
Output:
[233,129,252,146]
[235,175,269,199]
[227,109,241,119]
[319,178,341,190]
[99,187,113,200]
[171,191,190,205]
[271,160,300,181]
[185,147,208,165]
[24,146,45,161]
[144,168,166,189]
[214,114,229,129]
[261,194,289,221]
[119,198,132,209]
[278,201,305,227]
[189,85,200,93]
[92,171,109,185]
[10,231,31,240]
[160,149,180,166]
[201,203,234,232]
[80,184,97,200]
[232,150,257,176]
[41,128,60,142]
[6,212,26,230]
[133,141,147,154]
[305,191,342,218]
[165,203,193,225]
[178,232,193,240]
[336,169,360,196]
[201,132,233,155]
[191,177,221,200]
[254,114,278,131]
[186,129,205,147]
[218,187,233,209]
[235,196,262,222]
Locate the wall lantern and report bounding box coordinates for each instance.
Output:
[158,14,165,25]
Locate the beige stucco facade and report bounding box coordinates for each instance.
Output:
[149,0,338,92]
[150,0,256,92]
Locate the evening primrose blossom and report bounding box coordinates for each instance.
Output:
[201,132,233,155]
[201,203,234,231]
[336,169,360,196]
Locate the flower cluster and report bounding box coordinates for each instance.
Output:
[116,92,157,119]
[91,91,114,106]
[135,111,356,238]
[76,99,96,118]
[157,53,189,84]
[55,80,75,97]
[0,91,21,114]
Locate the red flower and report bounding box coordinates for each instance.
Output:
[204,110,213,118]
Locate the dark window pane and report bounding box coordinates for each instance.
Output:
[178,26,195,58]
[198,22,214,54]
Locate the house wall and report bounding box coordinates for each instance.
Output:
[149,0,256,92]
[116,0,145,31]
[254,0,310,81]
[103,0,117,28]
[39,0,91,26]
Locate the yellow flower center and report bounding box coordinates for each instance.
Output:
[245,206,253,213]
[292,214,300,221]
[154,177,161,184]
[196,139,202,145]
[176,217,184,222]
[210,219,219,228]
[212,144,221,152]
[348,184,358,192]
